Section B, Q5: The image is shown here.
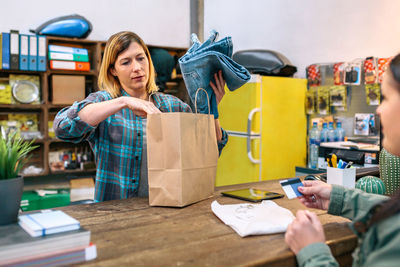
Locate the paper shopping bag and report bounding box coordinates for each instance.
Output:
[147,112,219,207]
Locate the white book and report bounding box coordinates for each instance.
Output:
[19,210,80,237]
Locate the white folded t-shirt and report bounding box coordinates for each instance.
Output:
[211,200,295,237]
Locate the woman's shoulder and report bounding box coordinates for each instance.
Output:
[376,211,400,238]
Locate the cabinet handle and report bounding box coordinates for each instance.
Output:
[247,108,261,164]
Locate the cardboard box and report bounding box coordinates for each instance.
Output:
[52,75,85,104]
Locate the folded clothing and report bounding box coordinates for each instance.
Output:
[211,200,294,237]
[179,30,251,118]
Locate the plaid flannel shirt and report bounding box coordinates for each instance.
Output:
[54,90,228,202]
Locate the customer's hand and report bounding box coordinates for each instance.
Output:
[210,70,226,105]
[298,180,332,210]
[285,210,326,254]
[122,96,161,117]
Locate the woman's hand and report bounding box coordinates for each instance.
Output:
[210,70,226,105]
[121,96,161,117]
[298,180,332,210]
[285,210,326,254]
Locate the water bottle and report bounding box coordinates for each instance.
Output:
[328,122,335,142]
[308,122,320,169]
[335,121,345,141]
[320,122,328,143]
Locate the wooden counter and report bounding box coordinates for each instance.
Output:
[59,180,357,266]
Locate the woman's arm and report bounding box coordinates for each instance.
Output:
[210,70,228,149]
[54,92,160,143]
[78,96,160,126]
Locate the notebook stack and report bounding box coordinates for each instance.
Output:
[48,44,90,71]
[0,210,96,267]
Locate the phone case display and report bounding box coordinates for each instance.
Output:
[317,86,330,115]
[9,74,41,104]
[365,83,380,105]
[364,57,378,84]
[305,87,316,115]
[307,64,321,86]
[378,57,392,84]
[329,85,347,111]
[333,62,345,85]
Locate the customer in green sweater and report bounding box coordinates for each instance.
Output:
[285,53,400,266]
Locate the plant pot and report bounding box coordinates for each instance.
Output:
[0,176,24,225]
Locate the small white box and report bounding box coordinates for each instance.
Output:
[327,167,356,188]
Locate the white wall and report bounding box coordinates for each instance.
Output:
[0,0,190,48]
[204,0,400,78]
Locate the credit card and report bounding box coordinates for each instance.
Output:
[280,178,304,199]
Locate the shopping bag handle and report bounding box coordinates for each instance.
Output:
[194,88,210,114]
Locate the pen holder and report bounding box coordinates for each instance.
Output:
[327,167,356,188]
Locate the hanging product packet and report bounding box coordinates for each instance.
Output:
[364,57,378,84]
[343,61,362,85]
[333,62,345,85]
[305,88,316,115]
[329,85,347,111]
[378,57,392,84]
[365,83,381,105]
[307,64,321,86]
[317,86,330,115]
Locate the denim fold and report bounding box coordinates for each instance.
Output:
[179,30,251,118]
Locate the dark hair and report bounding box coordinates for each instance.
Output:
[354,54,400,233]
[390,53,400,87]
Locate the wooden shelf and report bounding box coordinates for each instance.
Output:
[50,169,96,175]
[23,172,47,178]
[0,69,45,74]
[0,104,43,110]
[47,70,97,76]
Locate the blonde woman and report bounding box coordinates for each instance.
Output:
[54,31,228,202]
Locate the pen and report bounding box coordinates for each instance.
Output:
[331,154,338,168]
[326,158,332,167]
[345,161,353,168]
[338,159,343,169]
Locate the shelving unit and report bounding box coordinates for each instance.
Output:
[0,36,188,178]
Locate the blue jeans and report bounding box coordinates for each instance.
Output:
[179,30,251,118]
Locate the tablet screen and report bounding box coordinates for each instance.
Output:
[221,188,284,202]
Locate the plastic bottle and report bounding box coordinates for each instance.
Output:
[320,122,328,143]
[328,122,336,142]
[308,122,320,169]
[335,121,346,141]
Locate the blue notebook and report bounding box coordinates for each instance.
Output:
[19,210,80,237]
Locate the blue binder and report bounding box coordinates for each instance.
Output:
[19,34,29,71]
[37,35,46,71]
[2,32,10,69]
[28,35,38,71]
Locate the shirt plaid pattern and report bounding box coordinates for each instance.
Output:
[54,90,228,202]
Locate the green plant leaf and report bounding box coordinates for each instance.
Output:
[0,133,39,180]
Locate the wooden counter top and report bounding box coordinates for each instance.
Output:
[58,180,357,266]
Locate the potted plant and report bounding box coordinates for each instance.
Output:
[0,133,38,225]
